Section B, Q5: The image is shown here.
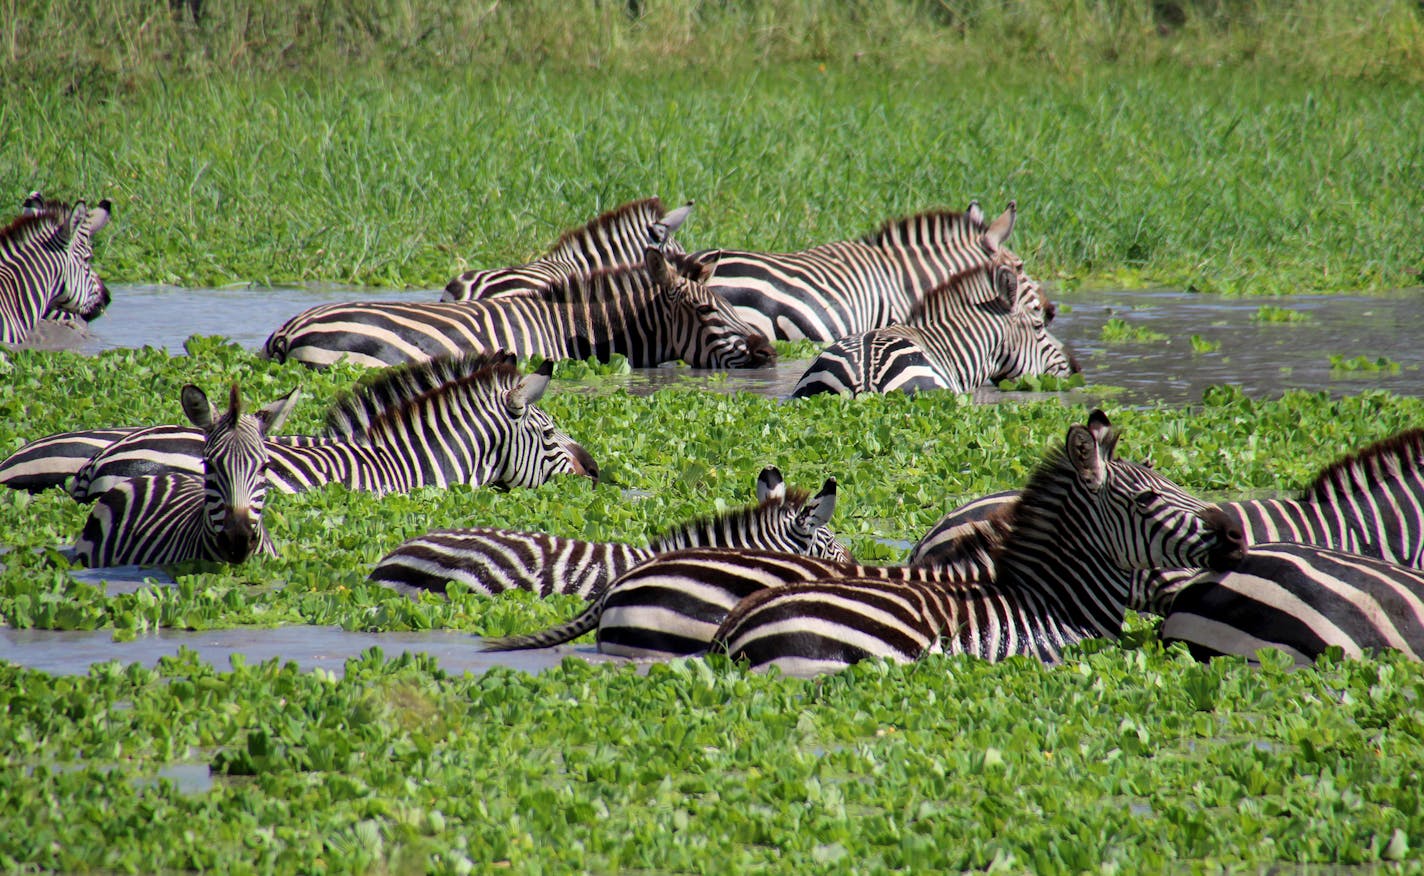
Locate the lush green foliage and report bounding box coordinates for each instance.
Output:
[1100,317,1169,343]
[1329,354,1403,376]
[1253,304,1315,324]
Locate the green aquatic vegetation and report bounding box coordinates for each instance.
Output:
[1330,355,1402,376]
[1189,334,1221,353]
[773,339,827,361]
[1253,305,1314,324]
[996,373,1086,392]
[1100,318,1169,344]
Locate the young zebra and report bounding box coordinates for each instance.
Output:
[442,197,694,301]
[368,467,851,600]
[694,201,1035,342]
[484,411,1245,661]
[788,258,1077,397]
[1,197,112,345]
[262,247,774,370]
[1,353,595,499]
[710,411,1244,675]
[75,383,283,567]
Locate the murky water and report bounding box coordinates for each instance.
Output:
[56,283,1424,408]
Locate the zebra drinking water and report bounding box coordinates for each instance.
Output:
[368,467,851,600]
[262,247,774,370]
[788,257,1077,397]
[1,196,112,345]
[74,383,288,567]
[442,197,694,301]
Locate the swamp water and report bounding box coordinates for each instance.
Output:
[4,283,1422,678]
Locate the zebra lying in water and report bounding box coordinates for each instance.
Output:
[483,410,1245,668]
[75,383,282,567]
[788,253,1077,397]
[262,247,775,370]
[442,196,694,301]
[1,194,112,346]
[368,466,851,600]
[1,353,596,498]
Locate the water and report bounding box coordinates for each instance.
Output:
[49,283,1424,408]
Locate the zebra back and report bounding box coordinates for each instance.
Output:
[0,427,143,493]
[1,198,112,345]
[371,468,849,600]
[74,383,282,567]
[443,198,693,301]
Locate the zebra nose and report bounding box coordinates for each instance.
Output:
[747,336,777,368]
[220,510,260,563]
[1201,507,1247,571]
[1064,346,1082,374]
[571,444,599,484]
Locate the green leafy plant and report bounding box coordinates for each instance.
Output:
[1253,305,1314,324]
[1330,355,1401,375]
[1190,334,1221,353]
[1100,318,1169,343]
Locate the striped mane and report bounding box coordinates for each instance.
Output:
[1001,442,1083,550]
[1,203,69,249]
[905,261,997,323]
[648,486,814,551]
[1301,428,1424,504]
[859,209,984,249]
[543,198,675,263]
[322,352,522,442]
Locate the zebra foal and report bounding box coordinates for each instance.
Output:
[369,467,850,600]
[1,196,112,345]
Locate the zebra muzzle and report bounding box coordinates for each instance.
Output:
[217,511,261,563]
[1200,507,1247,572]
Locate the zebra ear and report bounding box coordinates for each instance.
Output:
[981,201,1017,253]
[58,201,88,247]
[180,384,217,431]
[1067,409,1116,492]
[256,386,302,435]
[797,478,838,530]
[508,361,553,414]
[993,265,1019,307]
[651,200,694,245]
[85,199,112,235]
[21,191,44,215]
[755,466,786,503]
[644,246,673,286]
[683,250,721,284]
[1086,408,1119,459]
[966,200,985,227]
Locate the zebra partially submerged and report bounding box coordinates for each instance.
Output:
[2,353,596,498]
[75,383,284,567]
[789,256,1077,397]
[483,411,1245,663]
[442,197,694,301]
[693,201,1035,342]
[369,467,850,600]
[1,196,112,345]
[262,247,774,370]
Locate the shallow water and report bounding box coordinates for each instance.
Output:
[63,283,1424,408]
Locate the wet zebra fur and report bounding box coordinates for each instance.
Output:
[368,467,851,600]
[698,201,1033,342]
[788,256,1077,397]
[263,247,774,370]
[75,384,281,567]
[443,197,694,301]
[710,411,1245,675]
[1,196,112,345]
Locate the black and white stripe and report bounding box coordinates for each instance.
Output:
[0,427,144,493]
[75,383,281,567]
[789,258,1077,397]
[369,467,851,599]
[263,247,774,370]
[1,196,111,345]
[442,197,693,301]
[699,201,1031,342]
[710,410,1245,675]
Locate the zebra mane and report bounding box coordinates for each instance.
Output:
[919,512,1013,574]
[859,208,984,250]
[905,262,997,323]
[647,486,814,550]
[1,202,70,247]
[1001,443,1081,550]
[1301,428,1424,504]
[321,352,521,442]
[543,198,678,263]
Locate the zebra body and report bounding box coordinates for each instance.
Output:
[0,427,143,493]
[369,468,851,600]
[65,353,596,500]
[789,257,1076,397]
[1,197,111,345]
[699,202,1035,342]
[711,410,1245,675]
[443,197,693,301]
[263,248,773,370]
[75,383,283,567]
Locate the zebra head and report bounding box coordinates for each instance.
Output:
[492,361,599,489]
[44,198,113,322]
[1030,410,1245,576]
[983,263,1079,382]
[741,471,850,561]
[181,383,298,564]
[645,246,777,369]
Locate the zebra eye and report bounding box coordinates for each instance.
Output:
[1133,490,1159,509]
[695,304,716,317]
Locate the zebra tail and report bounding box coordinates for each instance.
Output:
[478,602,602,651]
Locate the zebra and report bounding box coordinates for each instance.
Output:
[368,467,851,600]
[262,247,774,370]
[74,383,281,567]
[1,196,112,345]
[442,197,694,301]
[709,410,1245,675]
[1158,542,1424,665]
[483,410,1245,661]
[0,427,147,493]
[788,257,1077,397]
[4,353,595,500]
[689,200,1039,342]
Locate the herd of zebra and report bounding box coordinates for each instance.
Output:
[4,191,1424,676]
